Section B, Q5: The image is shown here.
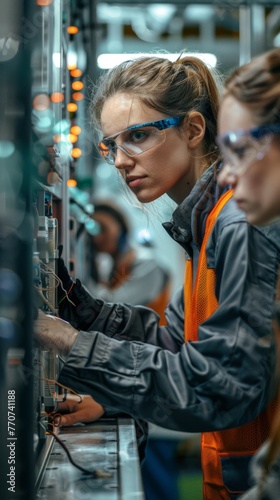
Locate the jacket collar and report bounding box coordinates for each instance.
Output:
[163,162,224,251]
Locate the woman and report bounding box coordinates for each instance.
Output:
[217,47,280,500]
[85,200,170,324]
[35,54,280,499]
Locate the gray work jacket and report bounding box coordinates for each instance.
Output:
[59,166,280,432]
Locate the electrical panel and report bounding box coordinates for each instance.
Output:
[0,1,91,498]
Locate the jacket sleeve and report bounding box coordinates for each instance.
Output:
[58,220,279,432]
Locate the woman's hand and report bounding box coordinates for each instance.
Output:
[54,395,105,427]
[34,310,79,355]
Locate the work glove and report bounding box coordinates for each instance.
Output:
[34,310,79,356]
[57,245,103,330]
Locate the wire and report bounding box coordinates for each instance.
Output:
[39,260,76,307]
[49,412,63,426]
[39,261,61,289]
[57,281,76,307]
[46,428,112,478]
[34,287,58,315]
[40,378,83,403]
[46,421,57,431]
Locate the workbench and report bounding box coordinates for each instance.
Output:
[35,418,145,499]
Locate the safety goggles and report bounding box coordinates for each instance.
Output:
[98,116,183,165]
[216,123,280,174]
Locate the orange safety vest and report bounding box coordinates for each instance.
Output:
[184,190,278,499]
[147,279,171,326]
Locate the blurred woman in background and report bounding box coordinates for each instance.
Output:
[218,47,280,500]
[85,200,171,325]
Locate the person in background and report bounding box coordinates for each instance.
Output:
[34,53,280,499]
[85,200,171,325]
[83,200,179,499]
[217,47,280,500]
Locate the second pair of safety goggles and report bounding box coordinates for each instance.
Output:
[216,123,280,173]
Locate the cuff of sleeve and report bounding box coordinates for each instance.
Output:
[58,331,138,416]
[64,330,110,365]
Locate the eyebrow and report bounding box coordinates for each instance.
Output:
[102,116,183,141]
[102,121,154,141]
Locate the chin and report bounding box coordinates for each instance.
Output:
[133,190,160,204]
[247,211,280,227]
[136,195,158,204]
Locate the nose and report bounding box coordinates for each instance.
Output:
[114,146,135,170]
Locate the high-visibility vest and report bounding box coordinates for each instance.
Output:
[147,279,170,326]
[184,190,278,499]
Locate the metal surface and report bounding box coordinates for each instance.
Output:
[36,418,144,500]
[35,436,55,493]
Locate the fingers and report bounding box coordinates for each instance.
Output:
[56,397,81,414]
[59,412,87,427]
[55,395,105,427]
[59,405,104,426]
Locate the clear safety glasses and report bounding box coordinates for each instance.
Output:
[216,123,280,174]
[98,116,183,165]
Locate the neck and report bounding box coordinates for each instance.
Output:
[168,159,211,205]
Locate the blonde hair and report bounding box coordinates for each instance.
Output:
[89,53,222,164]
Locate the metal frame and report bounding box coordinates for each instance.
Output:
[100,1,280,5]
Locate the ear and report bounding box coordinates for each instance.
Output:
[184,112,206,150]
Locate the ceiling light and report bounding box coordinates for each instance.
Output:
[97,52,217,69]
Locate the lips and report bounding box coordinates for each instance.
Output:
[235,198,248,210]
[126,176,146,189]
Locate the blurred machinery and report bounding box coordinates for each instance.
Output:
[0,1,141,498]
[0,1,90,498]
